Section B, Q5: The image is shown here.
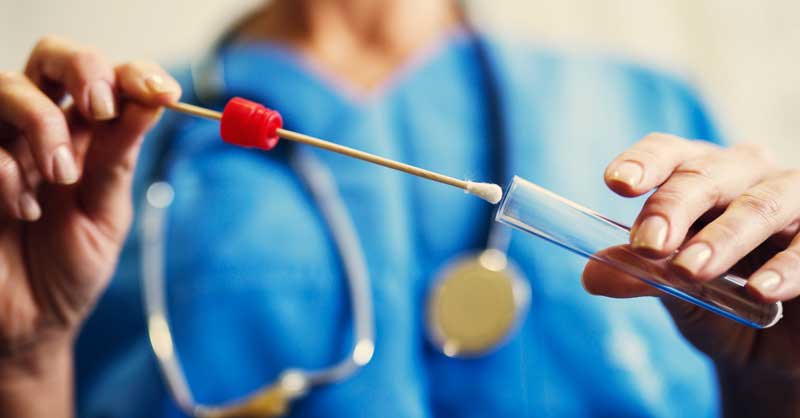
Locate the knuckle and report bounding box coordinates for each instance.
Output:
[129,59,159,70]
[0,70,21,86]
[23,109,64,138]
[0,154,19,180]
[734,190,783,229]
[645,188,684,211]
[619,148,659,165]
[120,60,167,81]
[68,48,103,71]
[780,247,800,269]
[114,62,138,83]
[733,142,775,165]
[33,35,62,52]
[706,220,745,253]
[676,160,714,180]
[115,60,137,73]
[782,169,800,182]
[687,139,720,152]
[66,49,109,83]
[781,219,800,235]
[673,163,723,204]
[112,153,137,175]
[642,132,690,149]
[119,59,153,74]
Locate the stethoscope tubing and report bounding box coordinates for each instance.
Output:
[140,25,510,414]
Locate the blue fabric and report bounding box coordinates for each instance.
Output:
[75,32,722,418]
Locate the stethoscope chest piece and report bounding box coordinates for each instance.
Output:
[426,249,530,358]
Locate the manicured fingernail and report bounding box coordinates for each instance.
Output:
[672,242,712,276]
[88,80,116,120]
[632,216,668,251]
[610,161,643,187]
[750,271,782,295]
[144,74,176,95]
[52,145,79,184]
[18,192,41,221]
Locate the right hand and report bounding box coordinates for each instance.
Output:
[0,36,181,369]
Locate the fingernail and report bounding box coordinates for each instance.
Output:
[18,192,41,221]
[632,216,668,251]
[610,161,643,187]
[672,242,712,276]
[52,145,79,184]
[88,80,116,120]
[144,74,176,95]
[750,270,782,296]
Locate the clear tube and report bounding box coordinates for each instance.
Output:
[495,176,783,329]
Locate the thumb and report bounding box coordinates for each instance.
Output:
[76,101,163,242]
[74,61,180,242]
[581,246,661,298]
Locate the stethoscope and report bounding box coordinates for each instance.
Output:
[140,24,530,418]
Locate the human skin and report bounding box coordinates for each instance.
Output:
[583,134,800,417]
[0,0,458,416]
[1,1,798,416]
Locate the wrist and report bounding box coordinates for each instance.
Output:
[0,333,75,418]
[716,363,800,418]
[0,328,74,376]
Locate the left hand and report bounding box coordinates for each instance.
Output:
[581,133,800,380]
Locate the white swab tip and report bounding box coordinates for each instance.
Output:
[466,182,503,204]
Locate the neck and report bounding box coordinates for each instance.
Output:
[238,0,461,89]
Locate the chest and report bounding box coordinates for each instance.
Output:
[79,47,718,417]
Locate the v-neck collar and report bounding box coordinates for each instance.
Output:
[223,26,472,107]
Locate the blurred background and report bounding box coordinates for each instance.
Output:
[2,0,798,165]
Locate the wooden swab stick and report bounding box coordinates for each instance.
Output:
[167,102,222,120]
[164,102,503,203]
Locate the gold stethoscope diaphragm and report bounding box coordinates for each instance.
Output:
[426,248,530,358]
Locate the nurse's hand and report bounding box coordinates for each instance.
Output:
[583,133,800,417]
[0,36,180,414]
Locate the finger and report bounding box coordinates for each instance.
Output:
[582,259,659,298]
[13,139,41,189]
[77,101,164,242]
[24,36,116,121]
[672,171,800,281]
[72,61,179,237]
[581,247,661,298]
[0,133,41,190]
[0,146,40,221]
[770,220,800,248]
[605,133,716,197]
[630,144,774,257]
[0,71,79,184]
[747,233,800,303]
[115,61,181,105]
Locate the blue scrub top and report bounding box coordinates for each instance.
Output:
[75,30,722,418]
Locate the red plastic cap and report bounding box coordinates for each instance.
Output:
[220,97,283,150]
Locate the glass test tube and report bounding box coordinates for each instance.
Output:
[495,176,783,328]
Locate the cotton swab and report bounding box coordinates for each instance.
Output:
[165,99,503,204]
